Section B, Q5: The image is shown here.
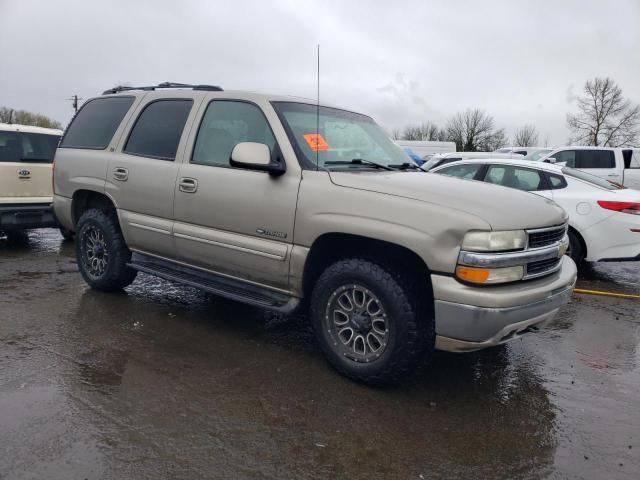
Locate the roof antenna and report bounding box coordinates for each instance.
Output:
[316,44,320,171]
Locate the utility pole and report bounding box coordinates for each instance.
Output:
[68,95,82,113]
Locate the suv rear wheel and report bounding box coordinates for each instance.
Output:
[76,209,137,291]
[310,258,433,386]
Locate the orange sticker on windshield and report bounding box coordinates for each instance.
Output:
[303,133,330,151]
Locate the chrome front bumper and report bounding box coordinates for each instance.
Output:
[433,256,577,352]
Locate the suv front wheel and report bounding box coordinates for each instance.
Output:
[310,258,433,386]
[76,209,137,291]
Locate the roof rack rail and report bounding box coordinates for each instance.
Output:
[102,82,223,95]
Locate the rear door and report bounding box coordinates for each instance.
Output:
[482,164,553,198]
[105,94,200,259]
[0,130,59,201]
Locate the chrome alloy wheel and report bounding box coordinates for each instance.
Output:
[82,226,109,277]
[324,284,389,362]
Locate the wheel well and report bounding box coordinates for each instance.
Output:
[303,233,434,310]
[71,190,116,227]
[568,225,587,258]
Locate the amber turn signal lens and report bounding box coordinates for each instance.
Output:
[456,266,490,284]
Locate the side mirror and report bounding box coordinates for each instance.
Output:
[546,157,557,164]
[230,142,285,175]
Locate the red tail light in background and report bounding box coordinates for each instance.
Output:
[597,201,640,215]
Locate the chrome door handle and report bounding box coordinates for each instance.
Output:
[607,174,618,177]
[113,167,129,181]
[179,177,198,193]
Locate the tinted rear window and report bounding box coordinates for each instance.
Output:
[0,131,60,163]
[576,150,615,169]
[124,100,193,161]
[61,96,134,149]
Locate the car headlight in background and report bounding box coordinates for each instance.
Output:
[461,230,527,252]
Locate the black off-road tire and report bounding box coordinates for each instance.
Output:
[76,209,137,291]
[310,258,434,386]
[567,229,584,265]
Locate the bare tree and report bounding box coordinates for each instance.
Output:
[567,77,639,147]
[0,106,62,129]
[513,124,539,146]
[0,107,14,123]
[390,127,402,140]
[401,122,443,141]
[445,108,506,151]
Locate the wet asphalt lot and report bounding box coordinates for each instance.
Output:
[0,230,638,480]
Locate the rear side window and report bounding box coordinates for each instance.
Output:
[575,150,615,169]
[61,97,134,149]
[124,100,193,161]
[0,132,60,163]
[484,165,545,191]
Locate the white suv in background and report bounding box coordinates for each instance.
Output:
[0,123,63,238]
[534,146,640,189]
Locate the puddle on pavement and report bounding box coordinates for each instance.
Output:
[1,227,639,479]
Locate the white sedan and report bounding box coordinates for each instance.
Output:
[431,158,640,265]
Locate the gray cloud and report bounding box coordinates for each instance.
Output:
[1,0,638,146]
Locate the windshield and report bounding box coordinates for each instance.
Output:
[562,166,623,190]
[272,102,409,170]
[524,149,553,161]
[0,131,60,163]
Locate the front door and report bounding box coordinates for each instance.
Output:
[173,100,300,291]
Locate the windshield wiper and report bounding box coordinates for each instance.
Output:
[388,162,422,171]
[324,158,394,171]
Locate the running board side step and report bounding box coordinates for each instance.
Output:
[127,253,299,313]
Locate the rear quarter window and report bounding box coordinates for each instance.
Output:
[60,96,134,149]
[576,150,615,169]
[546,173,567,190]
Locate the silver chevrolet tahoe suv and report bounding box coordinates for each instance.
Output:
[53,83,577,385]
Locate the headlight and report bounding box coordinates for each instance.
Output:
[462,230,527,252]
[456,265,524,285]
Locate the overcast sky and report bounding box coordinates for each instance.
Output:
[1,0,638,145]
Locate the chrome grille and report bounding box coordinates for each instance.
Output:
[527,224,567,249]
